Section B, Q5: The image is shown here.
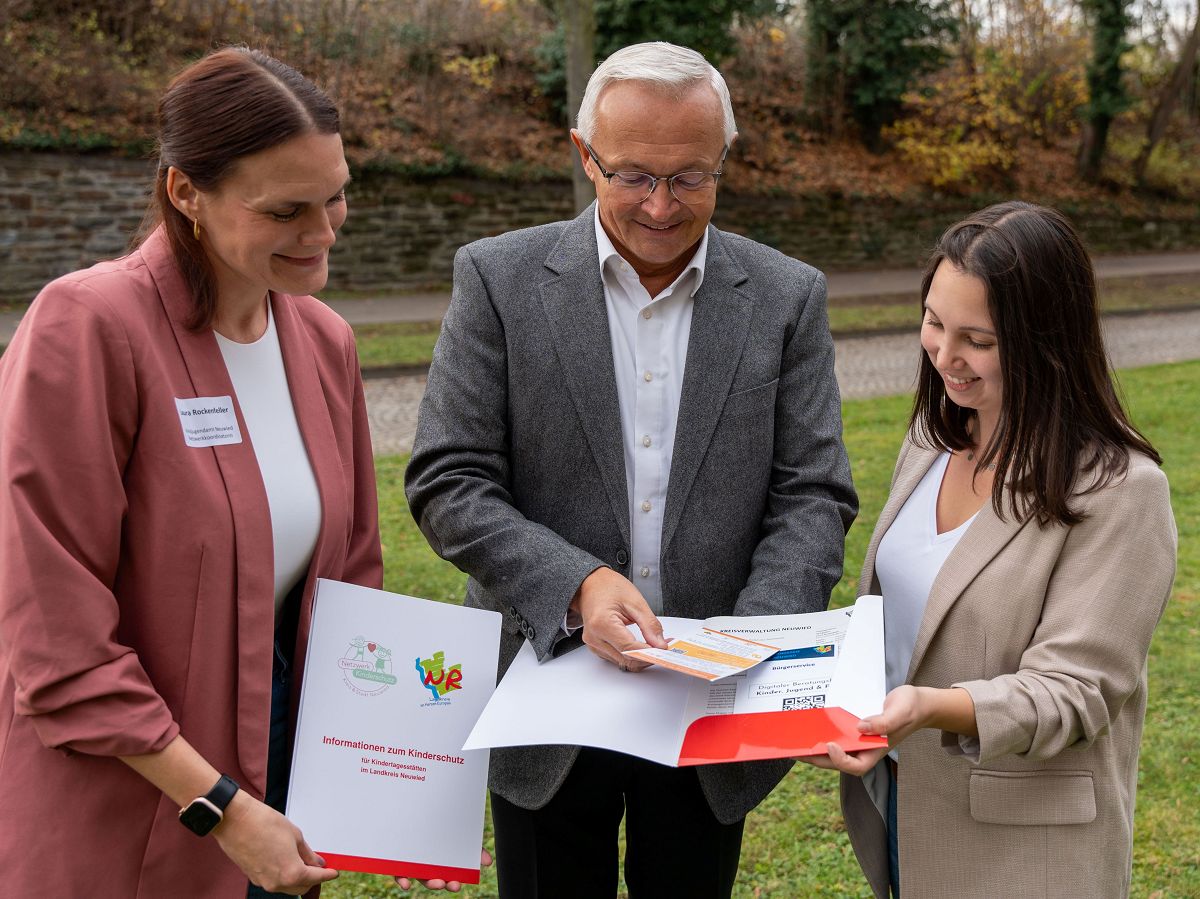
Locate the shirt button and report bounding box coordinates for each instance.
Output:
[642,435,652,448]
[642,309,653,320]
[641,500,652,512]
[643,370,653,382]
[640,566,650,578]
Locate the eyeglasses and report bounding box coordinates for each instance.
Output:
[583,141,727,205]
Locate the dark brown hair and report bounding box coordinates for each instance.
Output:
[911,201,1161,526]
[137,47,339,329]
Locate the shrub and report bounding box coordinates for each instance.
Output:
[885,62,1024,190]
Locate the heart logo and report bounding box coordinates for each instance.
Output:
[367,642,377,653]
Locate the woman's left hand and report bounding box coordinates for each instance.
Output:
[855,683,927,746]
[798,685,977,776]
[796,685,925,776]
[394,848,493,892]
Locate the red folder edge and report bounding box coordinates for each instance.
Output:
[676,707,888,766]
[318,853,480,884]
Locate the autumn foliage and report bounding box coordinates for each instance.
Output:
[1,0,1197,203]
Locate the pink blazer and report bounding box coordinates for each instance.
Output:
[0,229,383,897]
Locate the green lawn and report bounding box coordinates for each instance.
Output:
[328,359,1200,898]
[353,321,443,370]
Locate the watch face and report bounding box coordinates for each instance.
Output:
[179,800,222,836]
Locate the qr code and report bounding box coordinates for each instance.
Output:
[783,695,825,711]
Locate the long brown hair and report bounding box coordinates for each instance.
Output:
[137,47,339,329]
[910,201,1161,526]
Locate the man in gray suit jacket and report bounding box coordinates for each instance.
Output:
[406,41,857,898]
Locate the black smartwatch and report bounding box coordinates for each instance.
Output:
[178,774,240,836]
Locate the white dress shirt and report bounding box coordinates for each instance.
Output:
[594,208,708,613]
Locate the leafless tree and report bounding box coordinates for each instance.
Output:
[1134,3,1200,184]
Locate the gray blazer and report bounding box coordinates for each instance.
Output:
[406,204,857,824]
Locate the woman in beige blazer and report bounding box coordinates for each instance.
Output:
[804,202,1177,898]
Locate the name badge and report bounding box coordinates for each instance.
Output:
[175,396,243,448]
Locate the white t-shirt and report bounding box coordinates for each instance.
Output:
[215,303,322,616]
[876,452,977,696]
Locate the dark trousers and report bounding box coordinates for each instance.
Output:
[247,637,295,899]
[887,760,900,899]
[490,747,745,899]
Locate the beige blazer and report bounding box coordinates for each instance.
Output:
[841,438,1176,899]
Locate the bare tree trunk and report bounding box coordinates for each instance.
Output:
[1078,119,1111,180]
[957,0,976,76]
[1077,0,1131,181]
[563,0,595,213]
[1134,8,1200,185]
[209,0,229,47]
[804,0,840,137]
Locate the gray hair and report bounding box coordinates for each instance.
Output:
[575,42,736,146]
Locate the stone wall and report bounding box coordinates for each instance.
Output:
[3,150,1199,302]
[333,171,575,292]
[0,153,154,301]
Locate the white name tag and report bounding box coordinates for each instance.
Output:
[175,396,243,448]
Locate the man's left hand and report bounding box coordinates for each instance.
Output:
[395,849,493,892]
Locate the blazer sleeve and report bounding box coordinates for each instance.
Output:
[732,270,858,617]
[950,460,1177,763]
[0,279,180,756]
[405,246,605,660]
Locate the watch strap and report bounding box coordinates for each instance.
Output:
[202,774,240,812]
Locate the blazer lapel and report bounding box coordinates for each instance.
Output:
[270,291,349,688]
[860,438,1031,682]
[538,206,630,545]
[661,229,753,554]
[271,292,346,559]
[906,494,1030,680]
[860,441,935,594]
[143,229,276,792]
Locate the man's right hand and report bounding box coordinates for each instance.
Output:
[569,567,668,670]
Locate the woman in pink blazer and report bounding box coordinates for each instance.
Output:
[0,50,382,896]
[804,202,1176,897]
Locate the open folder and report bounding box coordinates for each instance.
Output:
[464,595,886,766]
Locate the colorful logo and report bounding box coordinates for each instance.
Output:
[415,650,463,702]
[339,636,399,696]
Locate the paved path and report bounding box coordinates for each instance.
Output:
[5,251,1197,457]
[823,250,1200,301]
[4,250,1200,342]
[320,250,1200,327]
[364,306,1200,457]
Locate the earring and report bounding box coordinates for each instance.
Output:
[193,219,201,241]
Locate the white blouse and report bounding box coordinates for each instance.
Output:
[215,303,322,616]
[876,451,977,695]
